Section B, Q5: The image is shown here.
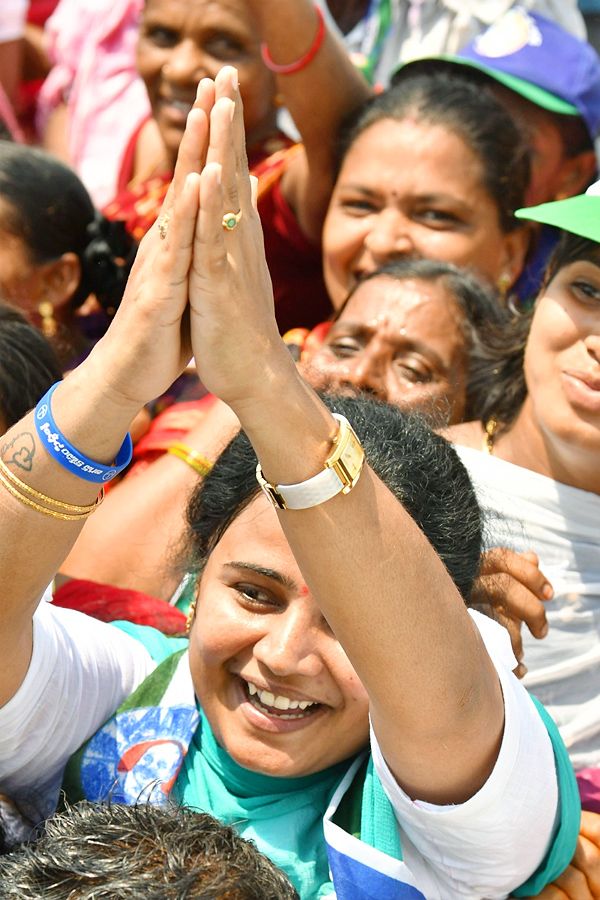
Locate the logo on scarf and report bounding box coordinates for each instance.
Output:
[80,704,199,804]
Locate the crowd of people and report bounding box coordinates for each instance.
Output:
[1,2,600,898]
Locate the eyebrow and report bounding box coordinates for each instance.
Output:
[223,562,297,590]
[330,321,451,374]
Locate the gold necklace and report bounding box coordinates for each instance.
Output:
[483,418,498,454]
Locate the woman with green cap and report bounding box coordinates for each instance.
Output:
[449,181,600,896]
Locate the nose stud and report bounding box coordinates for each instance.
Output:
[161,63,172,77]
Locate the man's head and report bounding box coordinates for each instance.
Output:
[0,802,299,900]
[393,8,600,205]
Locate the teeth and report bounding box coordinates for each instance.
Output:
[246,682,317,713]
[261,690,275,707]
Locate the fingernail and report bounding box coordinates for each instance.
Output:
[540,622,549,638]
[543,583,554,600]
[231,69,239,91]
[230,102,235,122]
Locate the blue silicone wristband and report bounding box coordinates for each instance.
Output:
[34,383,133,483]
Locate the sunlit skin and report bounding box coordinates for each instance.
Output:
[491,85,595,206]
[137,0,278,168]
[495,256,600,490]
[322,118,525,310]
[188,495,370,778]
[453,254,600,495]
[304,275,469,423]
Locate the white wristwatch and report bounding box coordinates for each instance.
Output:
[256,413,365,510]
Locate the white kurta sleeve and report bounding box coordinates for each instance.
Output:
[370,610,559,900]
[0,602,155,823]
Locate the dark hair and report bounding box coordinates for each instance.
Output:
[0,144,136,314]
[340,259,507,422]
[0,801,298,899]
[336,72,530,233]
[0,304,62,430]
[466,230,599,429]
[187,394,483,601]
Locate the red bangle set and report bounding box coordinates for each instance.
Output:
[260,6,326,75]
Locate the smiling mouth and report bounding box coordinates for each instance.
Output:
[158,97,194,119]
[245,681,323,720]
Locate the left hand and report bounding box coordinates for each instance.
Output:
[514,811,600,899]
[468,547,552,675]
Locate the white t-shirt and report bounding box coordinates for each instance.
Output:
[456,445,600,770]
[0,603,558,898]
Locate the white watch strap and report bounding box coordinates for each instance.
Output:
[273,466,344,509]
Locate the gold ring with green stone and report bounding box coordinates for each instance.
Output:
[221,210,242,231]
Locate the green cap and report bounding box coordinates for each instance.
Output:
[515,182,600,242]
[442,58,579,118]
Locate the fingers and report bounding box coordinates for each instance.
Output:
[475,547,552,640]
[480,548,554,602]
[580,811,600,847]
[208,97,240,223]
[550,859,595,900]
[521,875,579,899]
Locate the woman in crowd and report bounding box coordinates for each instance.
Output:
[447,184,600,814]
[244,0,531,311]
[58,258,504,600]
[0,69,577,900]
[0,304,62,437]
[0,143,135,369]
[97,0,532,332]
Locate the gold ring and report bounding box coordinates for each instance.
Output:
[222,210,242,231]
[157,213,170,240]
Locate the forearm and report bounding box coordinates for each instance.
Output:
[233,363,504,803]
[246,0,371,240]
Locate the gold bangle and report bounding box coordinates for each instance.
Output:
[167,444,213,477]
[0,470,103,520]
[0,457,104,513]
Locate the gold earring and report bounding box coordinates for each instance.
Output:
[273,92,285,108]
[497,271,511,297]
[186,600,197,635]
[38,301,57,338]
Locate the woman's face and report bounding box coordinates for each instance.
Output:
[137,0,277,165]
[188,495,370,778]
[523,254,600,454]
[0,212,45,316]
[323,118,525,310]
[304,275,469,423]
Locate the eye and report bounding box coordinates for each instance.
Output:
[394,356,435,383]
[337,194,379,216]
[205,31,249,61]
[234,583,279,610]
[142,25,179,47]
[570,279,600,306]
[326,336,362,358]
[417,208,463,228]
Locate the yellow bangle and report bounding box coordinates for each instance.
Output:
[168,444,213,477]
[0,469,103,520]
[0,457,103,513]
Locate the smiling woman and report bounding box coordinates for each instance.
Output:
[136,0,278,168]
[0,69,579,900]
[448,186,600,779]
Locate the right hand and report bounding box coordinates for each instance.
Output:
[85,79,219,412]
[469,548,552,675]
